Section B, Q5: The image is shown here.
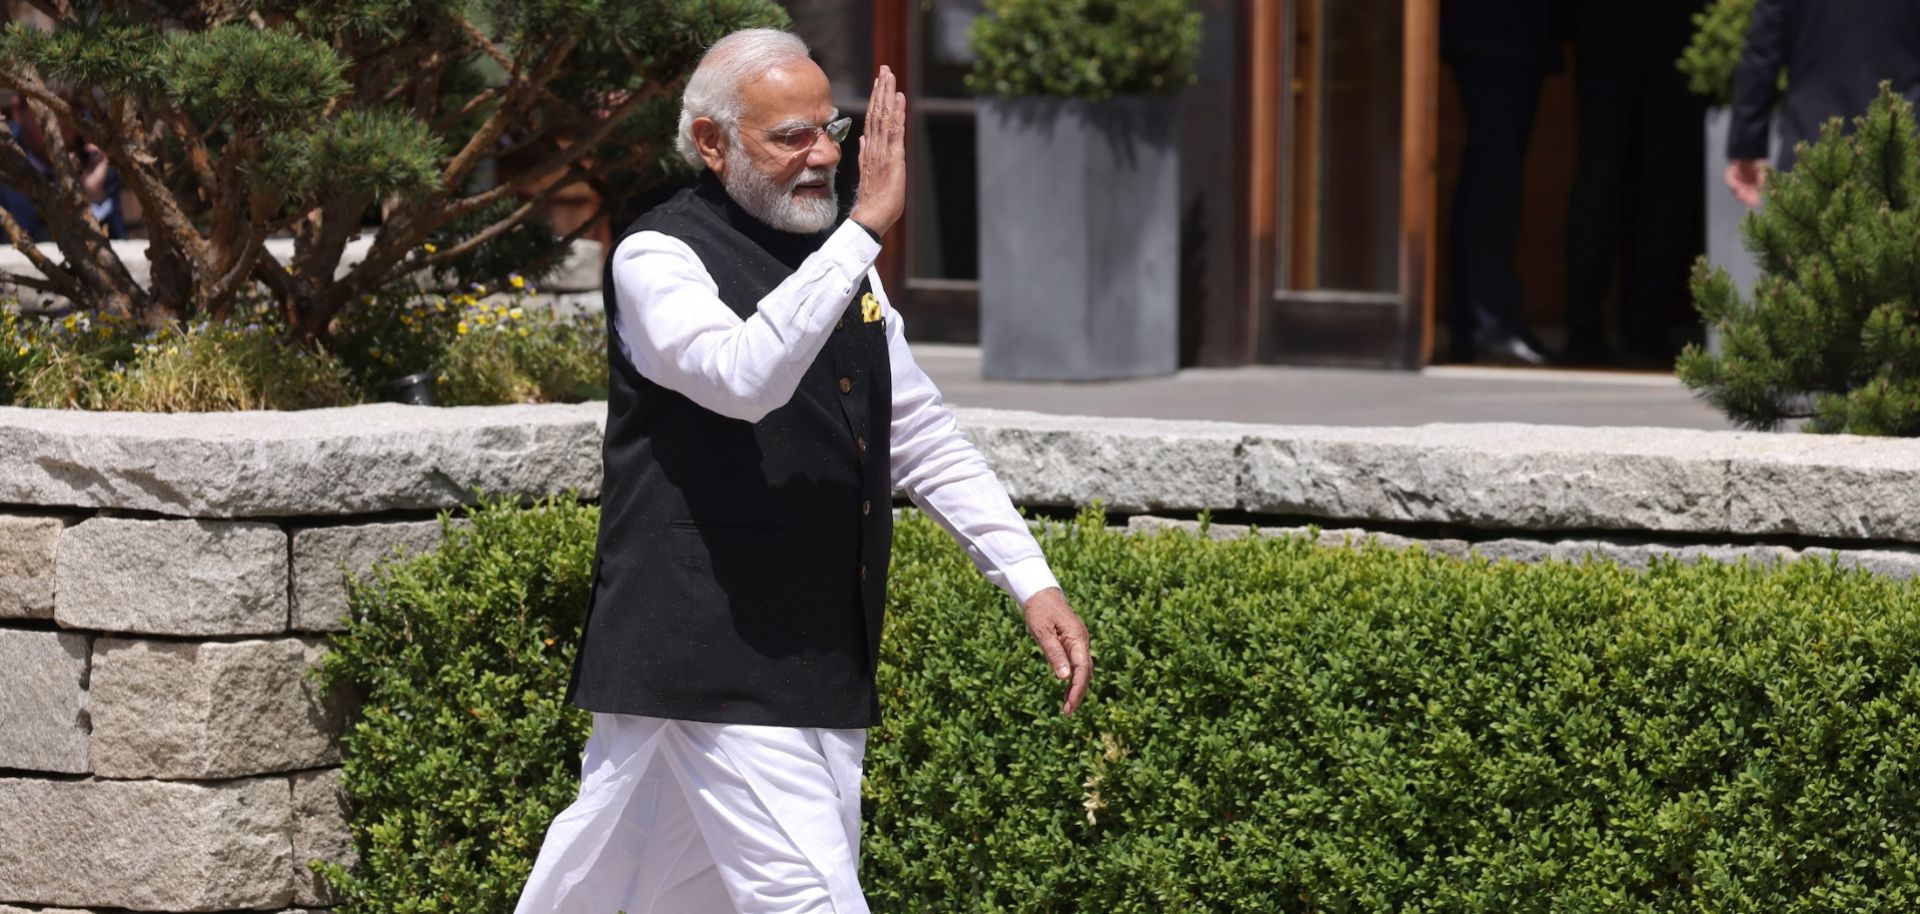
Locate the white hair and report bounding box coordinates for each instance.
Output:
[675,28,814,170]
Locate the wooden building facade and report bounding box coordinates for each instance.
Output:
[788,0,1443,369]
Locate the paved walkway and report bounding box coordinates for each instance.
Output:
[911,344,1734,429]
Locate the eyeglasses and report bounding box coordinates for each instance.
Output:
[737,116,854,154]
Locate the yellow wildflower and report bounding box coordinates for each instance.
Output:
[510,275,526,290]
[517,327,529,337]
[457,322,469,335]
[423,243,438,254]
[508,308,524,320]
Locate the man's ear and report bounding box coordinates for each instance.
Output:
[692,117,729,175]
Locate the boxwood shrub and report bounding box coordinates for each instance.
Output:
[321,499,1920,913]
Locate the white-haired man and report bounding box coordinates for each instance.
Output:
[512,28,1092,914]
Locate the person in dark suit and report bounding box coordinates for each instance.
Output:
[1725,0,1920,206]
[1561,0,1709,366]
[1443,0,1569,365]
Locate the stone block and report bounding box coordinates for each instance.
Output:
[0,776,294,910]
[292,520,446,631]
[1126,515,1251,541]
[1725,435,1920,541]
[0,629,89,774]
[0,402,605,518]
[0,515,67,620]
[0,905,91,913]
[1472,538,1800,571]
[956,410,1244,514]
[56,518,287,636]
[292,768,355,906]
[1124,515,1473,558]
[1239,423,1736,535]
[545,238,607,292]
[1815,548,1920,580]
[90,637,343,780]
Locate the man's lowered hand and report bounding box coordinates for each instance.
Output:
[1022,587,1091,716]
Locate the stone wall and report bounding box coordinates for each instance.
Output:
[3,402,1919,912]
[0,405,597,914]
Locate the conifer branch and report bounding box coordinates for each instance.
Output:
[0,210,84,304]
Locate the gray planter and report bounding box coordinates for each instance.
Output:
[1702,106,1779,353]
[977,96,1180,380]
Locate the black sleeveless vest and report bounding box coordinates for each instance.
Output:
[566,175,893,729]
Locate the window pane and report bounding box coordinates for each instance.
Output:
[1282,0,1403,293]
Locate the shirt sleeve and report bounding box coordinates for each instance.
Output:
[1727,0,1787,161]
[877,273,1062,606]
[610,220,881,422]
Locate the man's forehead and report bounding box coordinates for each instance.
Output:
[736,59,834,121]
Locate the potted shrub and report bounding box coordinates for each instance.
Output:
[968,0,1200,380]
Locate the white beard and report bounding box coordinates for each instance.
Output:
[722,144,839,234]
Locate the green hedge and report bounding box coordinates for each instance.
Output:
[322,500,1920,913]
[967,0,1200,100]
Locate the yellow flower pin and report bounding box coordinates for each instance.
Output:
[860,292,881,324]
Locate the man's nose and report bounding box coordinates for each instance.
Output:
[806,134,841,169]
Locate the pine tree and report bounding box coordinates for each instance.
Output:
[1679,85,1920,436]
[0,0,787,344]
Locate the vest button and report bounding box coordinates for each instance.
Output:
[860,564,868,581]
[838,376,852,394]
[862,499,871,516]
[855,435,867,454]
[835,318,845,331]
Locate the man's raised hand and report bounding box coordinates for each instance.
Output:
[1022,588,1091,716]
[849,65,907,238]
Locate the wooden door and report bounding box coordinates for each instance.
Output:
[1252,0,1438,369]
[870,0,984,343]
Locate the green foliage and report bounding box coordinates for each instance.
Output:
[1677,0,1754,106]
[326,504,1920,912]
[968,0,1200,100]
[0,18,164,92]
[262,108,443,201]
[2,277,607,410]
[0,302,355,410]
[0,0,788,339]
[1680,86,1920,434]
[162,25,350,128]
[328,278,606,404]
[316,497,599,914]
[435,284,607,405]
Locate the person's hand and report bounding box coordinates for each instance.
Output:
[1022,587,1091,716]
[848,65,907,238]
[1726,158,1767,208]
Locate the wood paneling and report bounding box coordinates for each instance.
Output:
[1401,0,1439,364]
[872,0,910,296]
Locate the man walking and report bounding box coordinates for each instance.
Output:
[513,28,1092,914]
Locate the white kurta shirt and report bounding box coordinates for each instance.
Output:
[608,218,1060,605]
[516,218,1063,914]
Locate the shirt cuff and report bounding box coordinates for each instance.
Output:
[1001,557,1061,607]
[823,218,883,275]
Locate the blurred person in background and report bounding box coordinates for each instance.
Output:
[1443,0,1570,366]
[1561,0,1710,367]
[0,91,125,241]
[1725,0,1920,206]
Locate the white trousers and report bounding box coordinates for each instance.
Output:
[513,713,870,914]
